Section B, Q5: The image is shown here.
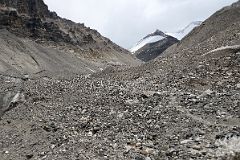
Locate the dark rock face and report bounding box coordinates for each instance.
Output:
[0,3,89,47]
[0,9,71,43]
[135,36,179,62]
[0,8,75,49]
[0,0,56,18]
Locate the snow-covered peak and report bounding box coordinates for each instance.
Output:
[130,21,201,53]
[167,21,202,40]
[130,29,168,53]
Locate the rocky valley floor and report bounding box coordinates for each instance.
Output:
[0,44,239,160]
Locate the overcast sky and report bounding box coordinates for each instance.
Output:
[44,0,237,49]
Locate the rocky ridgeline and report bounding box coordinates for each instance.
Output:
[0,0,127,53]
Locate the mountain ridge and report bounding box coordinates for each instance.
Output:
[0,0,140,77]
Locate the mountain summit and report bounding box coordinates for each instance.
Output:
[130,29,169,53]
[130,30,178,62]
[143,29,167,39]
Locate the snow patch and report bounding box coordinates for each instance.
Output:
[167,21,202,40]
[11,92,21,103]
[209,45,240,53]
[203,45,240,56]
[130,35,165,53]
[87,68,95,73]
[215,135,240,157]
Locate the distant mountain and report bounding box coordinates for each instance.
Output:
[129,21,202,62]
[0,0,140,77]
[167,21,202,40]
[130,30,178,62]
[130,30,167,53]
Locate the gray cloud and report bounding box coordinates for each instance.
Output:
[44,0,237,49]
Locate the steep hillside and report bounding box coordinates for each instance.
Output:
[178,2,240,48]
[0,29,105,78]
[92,1,240,159]
[0,0,140,77]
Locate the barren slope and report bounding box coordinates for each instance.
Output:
[0,0,140,77]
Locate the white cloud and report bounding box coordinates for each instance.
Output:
[44,0,237,49]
